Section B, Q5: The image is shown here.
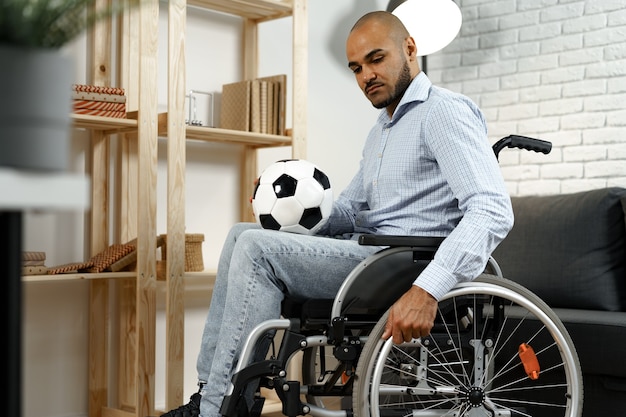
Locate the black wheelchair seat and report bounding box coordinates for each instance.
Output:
[280,235,445,330]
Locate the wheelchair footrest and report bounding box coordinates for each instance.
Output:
[220,359,283,417]
[249,397,265,417]
[274,380,308,417]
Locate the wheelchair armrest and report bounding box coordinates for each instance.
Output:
[358,234,445,248]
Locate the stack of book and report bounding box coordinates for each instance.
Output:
[72,84,127,118]
[220,75,286,135]
[22,251,48,275]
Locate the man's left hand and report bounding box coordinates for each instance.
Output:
[382,285,438,344]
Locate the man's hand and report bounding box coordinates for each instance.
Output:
[382,285,438,344]
[249,177,260,204]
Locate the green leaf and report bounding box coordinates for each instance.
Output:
[0,0,141,49]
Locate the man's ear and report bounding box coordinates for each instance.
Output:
[406,36,418,60]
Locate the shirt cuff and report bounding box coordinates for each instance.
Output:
[412,261,459,301]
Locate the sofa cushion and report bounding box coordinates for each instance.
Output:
[492,187,626,311]
[555,308,626,376]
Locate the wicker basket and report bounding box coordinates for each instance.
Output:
[160,233,205,272]
[156,260,167,281]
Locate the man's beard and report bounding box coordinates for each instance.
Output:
[372,60,412,109]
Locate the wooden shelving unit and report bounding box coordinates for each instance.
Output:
[18,1,307,417]
[21,1,306,416]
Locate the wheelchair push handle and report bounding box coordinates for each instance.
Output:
[492,135,552,159]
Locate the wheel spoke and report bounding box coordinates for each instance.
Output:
[354,276,582,417]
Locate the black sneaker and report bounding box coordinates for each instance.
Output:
[159,392,201,417]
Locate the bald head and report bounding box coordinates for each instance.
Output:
[350,11,410,49]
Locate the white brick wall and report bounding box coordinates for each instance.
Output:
[427,0,626,196]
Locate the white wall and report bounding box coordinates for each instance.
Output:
[22,1,626,416]
[427,0,626,195]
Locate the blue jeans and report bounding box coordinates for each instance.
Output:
[196,223,380,416]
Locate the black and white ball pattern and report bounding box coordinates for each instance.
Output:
[252,159,333,235]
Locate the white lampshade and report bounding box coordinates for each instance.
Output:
[388,0,462,56]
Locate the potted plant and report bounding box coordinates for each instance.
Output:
[0,0,137,171]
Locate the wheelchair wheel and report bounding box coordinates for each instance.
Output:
[353,275,583,417]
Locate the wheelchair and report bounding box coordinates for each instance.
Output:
[219,136,584,417]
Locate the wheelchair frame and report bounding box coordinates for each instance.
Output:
[219,136,583,417]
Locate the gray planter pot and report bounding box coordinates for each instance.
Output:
[0,45,73,171]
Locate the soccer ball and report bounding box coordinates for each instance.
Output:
[252,159,333,235]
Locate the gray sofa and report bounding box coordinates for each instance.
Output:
[492,187,626,416]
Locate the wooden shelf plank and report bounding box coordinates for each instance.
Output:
[22,271,136,282]
[155,271,216,298]
[72,113,138,134]
[149,113,292,147]
[157,113,291,146]
[188,0,292,20]
[185,125,292,146]
[184,269,217,283]
[24,271,215,290]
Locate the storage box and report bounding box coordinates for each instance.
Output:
[160,233,205,272]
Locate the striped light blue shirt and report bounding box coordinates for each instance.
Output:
[322,72,514,300]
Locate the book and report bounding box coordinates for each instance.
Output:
[220,75,287,134]
[73,100,126,112]
[22,251,46,262]
[258,74,286,135]
[260,80,268,134]
[266,81,275,135]
[250,79,261,133]
[72,90,127,103]
[72,84,125,96]
[73,108,127,118]
[220,80,251,131]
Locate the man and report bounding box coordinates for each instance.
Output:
[161,10,513,417]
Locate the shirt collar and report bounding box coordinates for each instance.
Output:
[377,71,432,125]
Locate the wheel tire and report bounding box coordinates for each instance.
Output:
[353,275,583,417]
